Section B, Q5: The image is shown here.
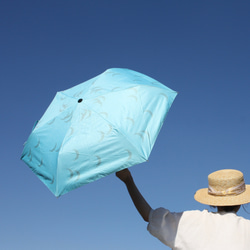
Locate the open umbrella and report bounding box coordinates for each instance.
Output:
[21,68,177,197]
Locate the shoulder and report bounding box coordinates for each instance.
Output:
[182,210,250,229]
[182,209,210,217]
[149,208,205,220]
[180,209,231,221]
[147,208,184,248]
[149,207,183,222]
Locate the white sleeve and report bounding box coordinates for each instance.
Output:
[147,207,183,248]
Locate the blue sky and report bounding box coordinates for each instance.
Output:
[1,1,250,249]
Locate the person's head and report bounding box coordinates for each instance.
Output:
[211,205,241,213]
[194,169,250,213]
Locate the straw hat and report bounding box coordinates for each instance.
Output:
[194,169,250,206]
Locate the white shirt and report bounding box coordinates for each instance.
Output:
[147,208,250,250]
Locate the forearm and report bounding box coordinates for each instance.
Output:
[123,175,152,222]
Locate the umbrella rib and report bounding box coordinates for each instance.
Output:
[80,99,148,161]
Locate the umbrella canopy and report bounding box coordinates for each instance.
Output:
[21,68,177,197]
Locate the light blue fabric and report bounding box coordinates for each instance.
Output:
[21,68,177,196]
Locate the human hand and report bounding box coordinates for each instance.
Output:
[116,168,132,183]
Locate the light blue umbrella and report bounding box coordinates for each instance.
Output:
[21,68,177,197]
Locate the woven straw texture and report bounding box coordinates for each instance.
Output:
[194,169,250,206]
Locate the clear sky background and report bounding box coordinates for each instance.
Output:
[1,1,250,249]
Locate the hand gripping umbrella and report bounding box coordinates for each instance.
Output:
[21,68,177,197]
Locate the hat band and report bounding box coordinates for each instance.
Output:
[208,181,246,196]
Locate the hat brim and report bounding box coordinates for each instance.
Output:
[194,185,250,206]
